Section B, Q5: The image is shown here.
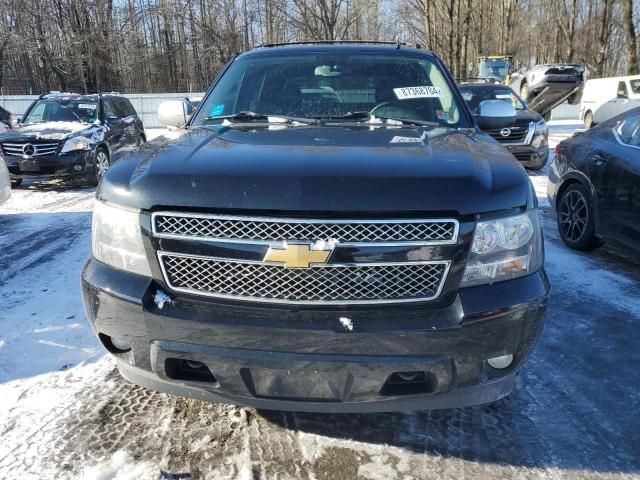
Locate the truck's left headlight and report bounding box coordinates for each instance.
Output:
[461,210,543,287]
[92,200,151,276]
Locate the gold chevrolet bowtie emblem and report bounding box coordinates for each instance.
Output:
[264,243,332,269]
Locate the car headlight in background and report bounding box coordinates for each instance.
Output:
[461,210,543,287]
[92,200,151,276]
[61,136,92,153]
[534,118,548,135]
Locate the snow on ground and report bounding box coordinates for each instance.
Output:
[1,122,639,479]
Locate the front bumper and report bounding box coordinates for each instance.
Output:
[5,150,94,180]
[81,258,549,412]
[506,144,549,169]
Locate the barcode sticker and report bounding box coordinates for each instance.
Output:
[393,86,442,100]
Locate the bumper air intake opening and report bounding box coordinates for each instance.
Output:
[165,358,217,384]
[380,371,437,396]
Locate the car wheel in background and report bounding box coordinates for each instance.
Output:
[557,183,600,251]
[10,178,22,188]
[584,111,594,129]
[91,147,110,186]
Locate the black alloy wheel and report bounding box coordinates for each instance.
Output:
[557,183,600,250]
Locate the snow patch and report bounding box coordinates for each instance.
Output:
[154,290,172,309]
[81,450,158,480]
[530,175,550,207]
[339,316,353,331]
[311,238,340,251]
[16,122,90,140]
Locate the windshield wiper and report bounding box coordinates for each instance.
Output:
[202,111,314,125]
[312,111,372,122]
[375,116,439,127]
[315,111,438,127]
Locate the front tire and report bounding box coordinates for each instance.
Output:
[557,183,601,251]
[91,148,110,186]
[10,178,22,188]
[520,83,530,102]
[584,111,594,129]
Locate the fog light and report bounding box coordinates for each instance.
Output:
[487,354,514,369]
[110,336,131,351]
[185,360,204,369]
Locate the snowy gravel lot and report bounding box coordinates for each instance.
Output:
[1,123,639,479]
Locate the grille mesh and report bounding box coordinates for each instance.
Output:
[1,142,59,157]
[486,127,528,143]
[154,215,456,243]
[160,254,447,303]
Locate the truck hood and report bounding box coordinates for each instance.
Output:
[100,125,534,216]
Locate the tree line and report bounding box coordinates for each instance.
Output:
[0,0,637,95]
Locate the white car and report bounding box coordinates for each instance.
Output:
[580,75,640,127]
[0,155,11,205]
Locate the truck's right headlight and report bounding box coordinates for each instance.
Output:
[92,200,152,276]
[460,210,543,287]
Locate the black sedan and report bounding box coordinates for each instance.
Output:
[547,107,640,250]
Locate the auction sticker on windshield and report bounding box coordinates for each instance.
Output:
[394,86,442,100]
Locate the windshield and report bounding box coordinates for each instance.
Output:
[22,98,98,124]
[459,86,525,114]
[193,52,466,127]
[630,79,640,95]
[478,58,510,82]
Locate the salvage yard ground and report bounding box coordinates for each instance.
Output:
[0,123,639,479]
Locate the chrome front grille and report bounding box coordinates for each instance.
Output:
[486,126,529,144]
[159,253,449,304]
[153,213,458,245]
[1,142,59,157]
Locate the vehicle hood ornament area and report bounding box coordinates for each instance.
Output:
[263,242,333,269]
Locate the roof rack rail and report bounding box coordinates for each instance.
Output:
[254,40,411,49]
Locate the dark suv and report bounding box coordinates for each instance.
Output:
[82,43,549,412]
[0,92,145,186]
[459,83,549,170]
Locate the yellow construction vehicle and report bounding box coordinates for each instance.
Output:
[477,54,514,84]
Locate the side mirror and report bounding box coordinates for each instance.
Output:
[477,100,516,130]
[617,90,628,99]
[158,100,189,128]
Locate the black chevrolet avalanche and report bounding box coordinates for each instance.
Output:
[0,92,145,186]
[81,43,549,413]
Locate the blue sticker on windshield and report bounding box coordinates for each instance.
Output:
[210,104,225,116]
